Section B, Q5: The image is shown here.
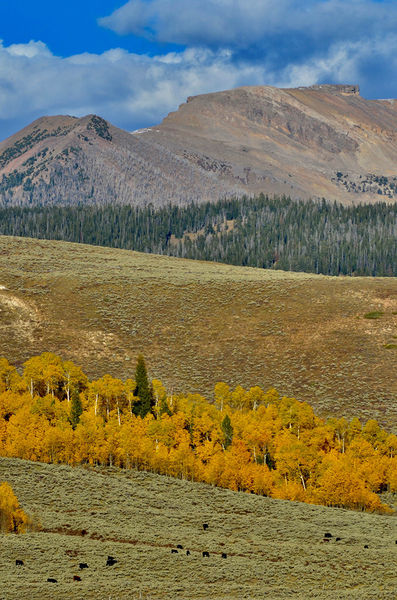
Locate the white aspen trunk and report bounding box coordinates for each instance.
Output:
[117,402,121,427]
[94,393,98,416]
[66,373,70,404]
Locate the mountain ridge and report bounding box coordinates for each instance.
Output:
[1,84,397,206]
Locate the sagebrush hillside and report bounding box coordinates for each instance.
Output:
[0,457,396,599]
[0,236,396,428]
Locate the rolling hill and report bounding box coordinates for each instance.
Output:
[0,236,396,429]
[1,84,397,207]
[0,457,396,599]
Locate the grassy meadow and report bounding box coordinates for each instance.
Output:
[0,456,396,600]
[0,236,396,429]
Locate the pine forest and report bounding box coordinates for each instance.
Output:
[0,195,396,276]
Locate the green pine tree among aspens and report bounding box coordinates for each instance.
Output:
[133,354,154,418]
[70,388,83,429]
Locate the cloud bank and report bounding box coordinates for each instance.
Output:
[0,41,270,140]
[1,1,397,140]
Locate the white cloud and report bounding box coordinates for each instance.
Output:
[0,41,268,140]
[1,26,397,141]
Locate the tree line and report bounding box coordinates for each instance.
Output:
[0,195,395,276]
[0,353,396,514]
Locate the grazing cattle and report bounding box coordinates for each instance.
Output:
[203,523,209,530]
[336,537,341,542]
[15,560,24,566]
[176,544,183,549]
[79,563,88,569]
[364,545,369,549]
[73,575,82,582]
[322,538,330,543]
[202,551,210,558]
[186,550,191,556]
[47,578,57,583]
[107,556,115,561]
[171,549,178,554]
[324,533,333,538]
[106,558,117,566]
[221,553,227,559]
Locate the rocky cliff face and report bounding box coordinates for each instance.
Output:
[1,84,397,206]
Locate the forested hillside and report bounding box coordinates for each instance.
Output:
[0,195,396,276]
[0,353,396,513]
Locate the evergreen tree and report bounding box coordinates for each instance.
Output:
[133,354,153,418]
[221,414,233,449]
[70,387,83,429]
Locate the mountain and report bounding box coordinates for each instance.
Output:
[1,84,397,207]
[0,236,396,428]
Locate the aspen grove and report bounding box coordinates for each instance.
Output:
[0,353,396,514]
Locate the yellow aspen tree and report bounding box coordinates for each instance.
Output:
[0,482,32,533]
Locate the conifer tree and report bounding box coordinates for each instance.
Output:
[221,414,233,449]
[70,388,83,429]
[133,354,153,418]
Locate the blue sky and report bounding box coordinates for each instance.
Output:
[1,0,397,141]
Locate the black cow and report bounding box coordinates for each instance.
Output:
[73,575,82,582]
[171,549,178,554]
[107,556,115,561]
[364,545,369,549]
[202,551,210,558]
[47,578,57,583]
[176,544,183,549]
[324,533,332,538]
[79,563,88,569]
[106,558,117,566]
[15,560,24,566]
[336,537,341,542]
[203,523,209,530]
[221,553,227,559]
[186,550,191,556]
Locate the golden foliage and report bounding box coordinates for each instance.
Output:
[0,353,394,514]
[0,481,32,533]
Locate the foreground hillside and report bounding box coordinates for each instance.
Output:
[0,236,396,427]
[1,84,397,206]
[0,457,396,599]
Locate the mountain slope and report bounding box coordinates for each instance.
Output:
[0,236,396,428]
[1,84,397,206]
